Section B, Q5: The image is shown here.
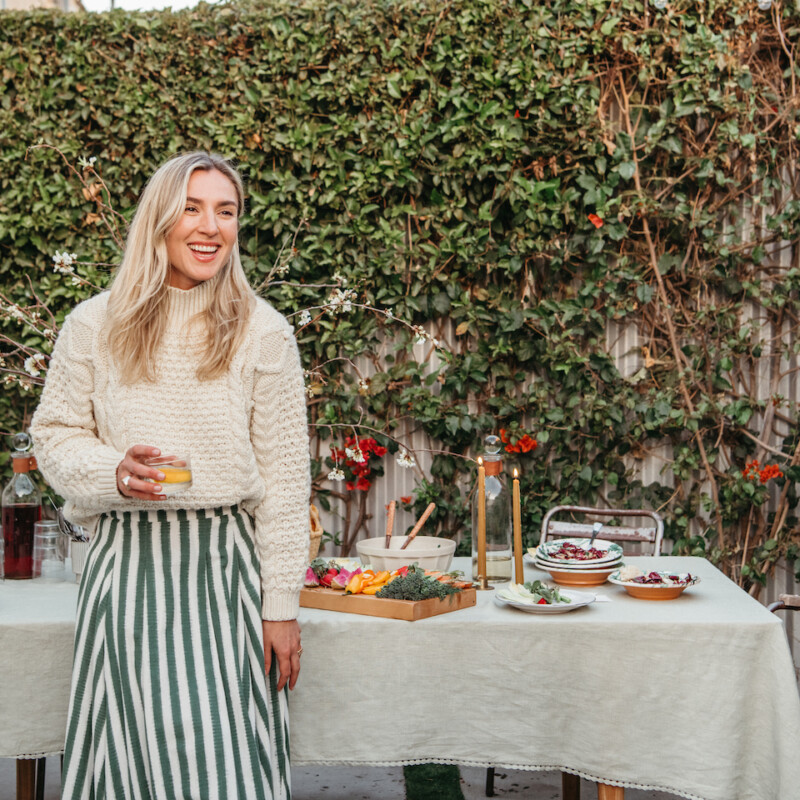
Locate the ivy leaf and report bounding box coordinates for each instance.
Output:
[618,162,636,180]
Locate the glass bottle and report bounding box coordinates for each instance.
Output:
[471,434,512,584]
[2,432,42,580]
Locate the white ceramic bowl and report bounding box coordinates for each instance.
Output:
[356,535,456,572]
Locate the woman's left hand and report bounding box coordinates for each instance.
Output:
[262,619,302,691]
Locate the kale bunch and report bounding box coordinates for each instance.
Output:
[376,571,460,601]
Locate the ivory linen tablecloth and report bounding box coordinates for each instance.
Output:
[290,556,800,800]
[0,579,76,758]
[3,557,800,800]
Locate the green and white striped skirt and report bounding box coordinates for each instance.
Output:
[62,506,291,800]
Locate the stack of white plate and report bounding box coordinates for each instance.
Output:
[525,538,624,586]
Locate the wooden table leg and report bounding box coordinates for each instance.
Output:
[562,771,580,800]
[597,784,624,800]
[16,759,36,800]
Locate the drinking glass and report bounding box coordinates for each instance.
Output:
[33,520,65,581]
[144,453,192,495]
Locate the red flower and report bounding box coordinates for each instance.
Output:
[355,477,371,491]
[499,428,509,443]
[588,213,604,229]
[518,435,538,453]
[514,109,521,118]
[400,496,412,505]
[505,443,520,454]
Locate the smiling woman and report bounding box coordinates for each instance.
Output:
[30,152,311,800]
[166,169,239,290]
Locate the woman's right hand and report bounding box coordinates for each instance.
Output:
[117,445,167,500]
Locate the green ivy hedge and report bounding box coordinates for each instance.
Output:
[2,0,800,584]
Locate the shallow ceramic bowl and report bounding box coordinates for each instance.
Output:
[539,563,617,587]
[608,571,700,600]
[356,536,455,572]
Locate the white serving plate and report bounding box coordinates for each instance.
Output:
[525,553,623,571]
[494,587,596,614]
[536,538,624,565]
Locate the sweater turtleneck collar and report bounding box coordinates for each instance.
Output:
[164,274,220,328]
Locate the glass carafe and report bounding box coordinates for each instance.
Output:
[471,434,512,584]
[2,433,42,579]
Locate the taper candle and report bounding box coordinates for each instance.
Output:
[513,468,523,583]
[477,457,487,582]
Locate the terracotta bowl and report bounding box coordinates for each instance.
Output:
[542,566,616,586]
[619,583,687,600]
[608,572,700,600]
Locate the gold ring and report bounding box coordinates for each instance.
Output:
[297,646,303,656]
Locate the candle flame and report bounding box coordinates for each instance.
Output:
[513,468,519,478]
[477,456,483,466]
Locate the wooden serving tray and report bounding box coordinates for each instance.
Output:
[300,586,477,621]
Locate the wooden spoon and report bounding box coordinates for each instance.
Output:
[400,502,436,550]
[384,500,396,548]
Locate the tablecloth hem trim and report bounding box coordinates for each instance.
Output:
[2,750,64,759]
[290,758,708,800]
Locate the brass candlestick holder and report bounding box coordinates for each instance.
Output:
[476,575,490,591]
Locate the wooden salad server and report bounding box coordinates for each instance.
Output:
[400,502,436,550]
[384,500,396,548]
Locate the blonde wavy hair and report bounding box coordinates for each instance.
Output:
[106,152,255,383]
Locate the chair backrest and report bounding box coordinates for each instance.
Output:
[540,505,664,557]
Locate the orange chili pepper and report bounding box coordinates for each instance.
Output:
[345,574,366,594]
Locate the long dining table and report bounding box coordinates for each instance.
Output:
[3,556,800,800]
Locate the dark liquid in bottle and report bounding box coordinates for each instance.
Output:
[2,503,41,579]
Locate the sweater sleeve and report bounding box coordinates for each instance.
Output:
[250,323,311,620]
[30,309,126,512]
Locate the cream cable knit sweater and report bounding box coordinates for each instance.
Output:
[30,279,311,620]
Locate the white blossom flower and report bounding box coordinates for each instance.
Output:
[327,468,345,481]
[345,446,366,463]
[412,325,428,345]
[52,251,77,274]
[327,287,357,314]
[384,308,394,319]
[71,276,83,286]
[298,309,312,326]
[5,305,24,321]
[357,378,369,395]
[331,271,347,286]
[397,449,416,469]
[77,155,97,169]
[23,354,46,377]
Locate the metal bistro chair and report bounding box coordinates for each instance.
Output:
[484,506,664,800]
[768,594,800,614]
[540,505,664,558]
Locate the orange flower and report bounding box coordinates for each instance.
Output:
[400,496,412,505]
[499,428,509,443]
[588,213,604,228]
[518,435,538,453]
[505,443,520,454]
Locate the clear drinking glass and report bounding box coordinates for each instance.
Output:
[144,454,193,495]
[33,520,65,581]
